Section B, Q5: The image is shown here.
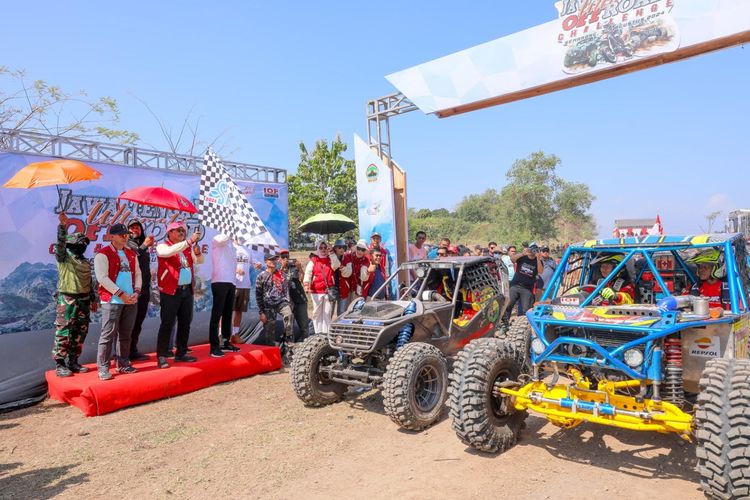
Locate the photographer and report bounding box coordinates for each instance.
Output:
[500,242,544,330]
[256,253,294,360]
[279,249,309,341]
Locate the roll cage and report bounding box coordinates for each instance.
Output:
[528,234,750,380]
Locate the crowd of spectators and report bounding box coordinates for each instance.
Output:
[50,211,568,378]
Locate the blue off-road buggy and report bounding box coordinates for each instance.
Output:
[447,234,750,499]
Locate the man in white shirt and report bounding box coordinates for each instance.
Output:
[209,233,240,358]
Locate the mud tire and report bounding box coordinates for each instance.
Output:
[447,338,527,453]
[695,358,750,499]
[290,335,346,407]
[382,342,448,430]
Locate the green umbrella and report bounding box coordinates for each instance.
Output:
[299,213,356,235]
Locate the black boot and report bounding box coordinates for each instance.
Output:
[67,356,90,373]
[55,359,72,377]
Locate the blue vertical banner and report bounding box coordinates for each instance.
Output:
[354,134,398,296]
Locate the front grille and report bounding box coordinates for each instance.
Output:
[328,323,381,352]
[586,330,646,349]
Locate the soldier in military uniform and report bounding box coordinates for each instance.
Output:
[52,213,97,377]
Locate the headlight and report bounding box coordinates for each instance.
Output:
[623,349,644,368]
[335,335,344,345]
[531,338,546,355]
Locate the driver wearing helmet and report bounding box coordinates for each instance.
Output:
[568,254,635,305]
[685,249,730,309]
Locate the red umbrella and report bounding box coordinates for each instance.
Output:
[118,186,197,213]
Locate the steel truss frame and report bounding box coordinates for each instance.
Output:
[0,128,286,183]
[366,92,417,162]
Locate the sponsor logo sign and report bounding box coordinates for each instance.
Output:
[557,0,679,75]
[689,335,720,358]
[263,187,280,198]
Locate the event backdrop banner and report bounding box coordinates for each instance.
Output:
[0,151,288,334]
[386,0,750,115]
[353,135,398,296]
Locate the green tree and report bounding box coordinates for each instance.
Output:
[0,67,138,144]
[288,136,357,247]
[455,189,501,223]
[493,151,596,244]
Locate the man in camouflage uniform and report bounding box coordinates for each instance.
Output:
[53,213,97,377]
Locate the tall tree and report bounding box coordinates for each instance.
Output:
[498,151,561,243]
[0,67,138,144]
[288,136,357,247]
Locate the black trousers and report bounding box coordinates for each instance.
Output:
[291,300,309,342]
[502,285,535,325]
[129,287,151,356]
[157,286,193,357]
[210,282,236,348]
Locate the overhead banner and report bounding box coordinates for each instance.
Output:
[0,152,288,334]
[353,135,398,295]
[386,0,750,116]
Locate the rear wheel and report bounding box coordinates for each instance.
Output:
[447,338,527,453]
[291,335,346,407]
[695,358,750,499]
[382,342,448,430]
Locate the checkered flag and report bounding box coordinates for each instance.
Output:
[198,148,281,254]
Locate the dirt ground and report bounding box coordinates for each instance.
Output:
[0,366,704,500]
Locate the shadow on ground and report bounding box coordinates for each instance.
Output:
[0,462,88,499]
[519,416,700,483]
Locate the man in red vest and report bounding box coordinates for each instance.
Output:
[94,223,142,380]
[155,221,203,369]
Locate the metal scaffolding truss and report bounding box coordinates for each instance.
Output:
[366,92,417,162]
[0,128,286,183]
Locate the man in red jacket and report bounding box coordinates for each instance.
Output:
[155,221,204,368]
[94,224,142,380]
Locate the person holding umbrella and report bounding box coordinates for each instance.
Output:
[52,213,98,377]
[155,221,204,368]
[303,238,340,334]
[126,220,154,362]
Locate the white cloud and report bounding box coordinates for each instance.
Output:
[705,193,730,211]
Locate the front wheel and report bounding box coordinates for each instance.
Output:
[290,335,346,407]
[447,338,527,453]
[694,358,750,499]
[382,342,448,430]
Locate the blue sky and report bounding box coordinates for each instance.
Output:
[3,1,748,237]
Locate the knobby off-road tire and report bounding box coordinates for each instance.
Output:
[695,358,750,500]
[447,338,527,453]
[382,342,448,431]
[290,335,345,407]
[500,316,532,371]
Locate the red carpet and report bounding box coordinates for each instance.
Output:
[46,344,281,417]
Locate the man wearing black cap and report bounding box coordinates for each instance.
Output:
[255,252,294,360]
[52,213,98,377]
[500,242,544,331]
[127,220,154,361]
[94,223,141,380]
[537,246,557,301]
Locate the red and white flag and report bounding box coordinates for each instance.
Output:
[648,215,663,235]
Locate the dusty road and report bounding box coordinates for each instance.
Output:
[0,367,703,499]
